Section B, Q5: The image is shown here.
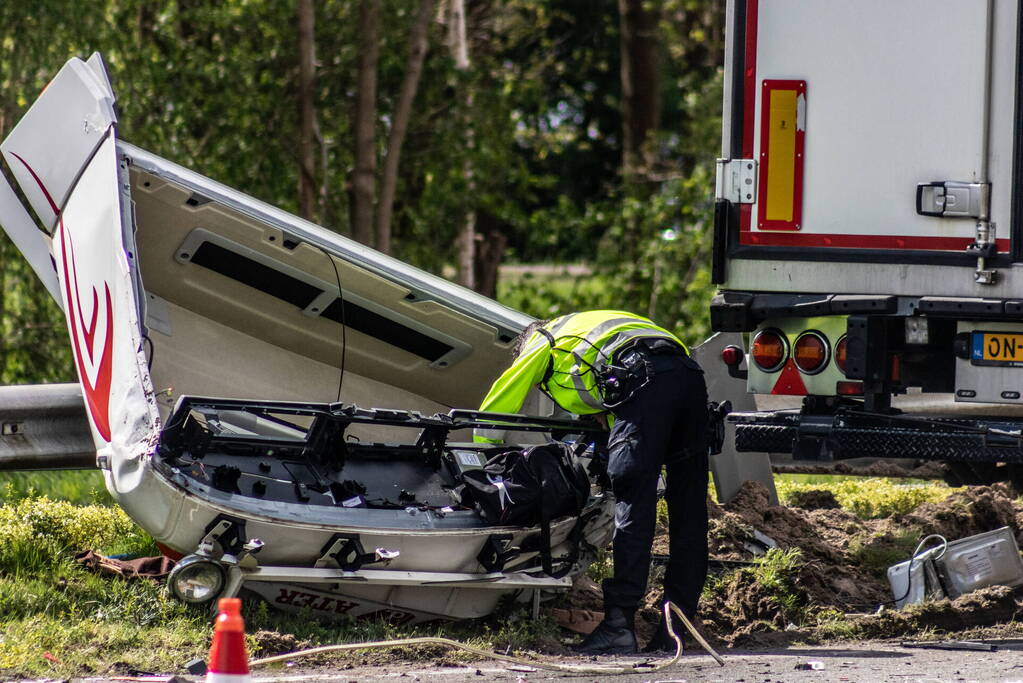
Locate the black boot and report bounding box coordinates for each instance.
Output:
[572,606,638,655]
[642,613,681,653]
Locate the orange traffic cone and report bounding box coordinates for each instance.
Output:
[206,598,252,683]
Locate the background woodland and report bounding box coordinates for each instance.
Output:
[0,0,724,383]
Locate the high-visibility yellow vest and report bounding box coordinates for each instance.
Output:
[474,310,687,443]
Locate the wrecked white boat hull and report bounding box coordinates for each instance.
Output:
[0,55,615,622]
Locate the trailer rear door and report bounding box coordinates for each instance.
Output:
[717,0,1021,283]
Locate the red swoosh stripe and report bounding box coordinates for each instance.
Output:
[10,151,113,441]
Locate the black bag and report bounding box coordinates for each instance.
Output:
[460,442,590,575]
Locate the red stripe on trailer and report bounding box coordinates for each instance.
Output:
[740,232,1010,252]
[739,0,759,233]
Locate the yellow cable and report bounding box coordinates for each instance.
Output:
[249,601,724,675]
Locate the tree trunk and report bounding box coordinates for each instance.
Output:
[473,222,507,300]
[351,0,380,246]
[618,0,661,184]
[446,0,476,289]
[297,0,318,221]
[375,0,434,255]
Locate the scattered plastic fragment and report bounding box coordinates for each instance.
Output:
[794,660,825,670]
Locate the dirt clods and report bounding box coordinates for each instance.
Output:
[638,482,1023,645]
[785,488,841,510]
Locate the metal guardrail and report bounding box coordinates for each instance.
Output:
[0,383,95,470]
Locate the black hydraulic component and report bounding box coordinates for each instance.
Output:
[202,515,249,556]
[731,409,1023,464]
[318,533,379,571]
[476,533,519,573]
[845,315,902,411]
[303,416,346,471]
[329,479,366,505]
[159,398,609,477]
[211,465,242,493]
[712,199,730,285]
[707,401,732,455]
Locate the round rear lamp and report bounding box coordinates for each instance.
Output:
[835,336,848,374]
[793,331,829,374]
[751,329,787,372]
[721,345,744,367]
[168,555,226,604]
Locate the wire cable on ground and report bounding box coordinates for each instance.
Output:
[250,601,724,675]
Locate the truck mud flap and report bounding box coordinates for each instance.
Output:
[731,411,1023,464]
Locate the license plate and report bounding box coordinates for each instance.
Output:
[972,332,1023,366]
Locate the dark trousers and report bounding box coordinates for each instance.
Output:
[601,347,709,619]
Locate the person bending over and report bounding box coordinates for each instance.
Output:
[474,310,709,655]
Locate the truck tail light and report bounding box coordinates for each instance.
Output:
[793,331,829,374]
[751,330,787,372]
[837,380,863,395]
[721,345,744,367]
[835,336,848,374]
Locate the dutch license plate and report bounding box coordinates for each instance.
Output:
[972,332,1023,366]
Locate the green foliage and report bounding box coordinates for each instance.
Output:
[0,492,566,678]
[849,530,922,578]
[2,471,112,506]
[748,547,805,620]
[585,548,613,583]
[0,0,726,379]
[0,496,154,574]
[775,477,952,519]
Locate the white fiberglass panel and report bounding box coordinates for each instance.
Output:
[751,0,998,242]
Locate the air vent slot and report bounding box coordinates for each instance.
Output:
[320,299,452,361]
[189,241,321,309]
[181,236,455,363]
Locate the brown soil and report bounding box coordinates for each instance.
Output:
[783,488,841,510]
[775,460,948,480]
[619,482,1023,646]
[251,630,314,657]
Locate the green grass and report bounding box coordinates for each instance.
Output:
[0,462,960,677]
[0,490,565,679]
[849,529,922,578]
[775,476,951,518]
[2,470,111,506]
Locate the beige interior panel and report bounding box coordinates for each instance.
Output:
[148,301,450,442]
[130,169,511,409]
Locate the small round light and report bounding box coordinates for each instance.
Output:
[793,331,829,374]
[751,330,787,372]
[721,345,744,367]
[168,556,226,604]
[835,336,848,374]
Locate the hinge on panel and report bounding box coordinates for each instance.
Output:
[916,182,990,220]
[715,158,757,204]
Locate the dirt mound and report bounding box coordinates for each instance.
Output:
[774,460,947,479]
[786,488,840,510]
[707,481,889,609]
[849,586,1021,639]
[890,482,1023,544]
[251,630,313,657]
[639,482,1023,644]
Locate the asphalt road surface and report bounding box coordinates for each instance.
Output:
[69,640,1023,683]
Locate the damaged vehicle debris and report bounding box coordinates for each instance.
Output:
[0,54,615,622]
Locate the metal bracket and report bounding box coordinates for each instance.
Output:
[198,515,247,557]
[972,221,998,285]
[917,182,990,219]
[715,158,757,204]
[316,533,398,571]
[476,533,519,573]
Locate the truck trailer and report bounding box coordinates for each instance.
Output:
[711,0,1023,487]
